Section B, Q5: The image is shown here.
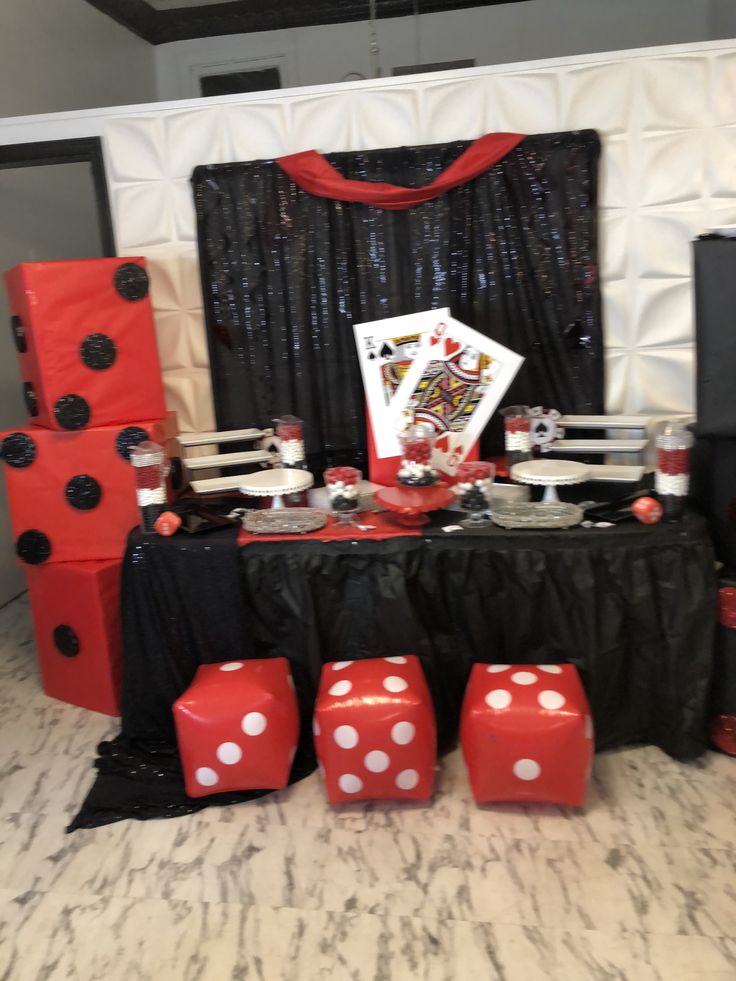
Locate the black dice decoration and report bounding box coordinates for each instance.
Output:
[1,432,36,469]
[115,426,150,462]
[114,263,149,302]
[53,624,80,658]
[65,475,102,511]
[23,382,38,417]
[16,529,51,565]
[10,315,26,353]
[80,333,117,371]
[54,394,91,430]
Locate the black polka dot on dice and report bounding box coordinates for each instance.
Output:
[15,530,51,565]
[53,624,80,658]
[54,394,90,430]
[1,432,36,468]
[115,426,149,462]
[65,474,102,510]
[113,262,149,301]
[80,333,117,371]
[23,383,38,417]
[10,315,26,353]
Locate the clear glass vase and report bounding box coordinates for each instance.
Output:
[455,461,495,527]
[655,424,693,522]
[501,405,533,470]
[324,466,361,526]
[397,423,439,487]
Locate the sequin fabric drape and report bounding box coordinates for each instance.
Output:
[193,130,602,469]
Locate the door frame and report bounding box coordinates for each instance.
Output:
[0,136,116,257]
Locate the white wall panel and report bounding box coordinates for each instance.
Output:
[1,40,735,431]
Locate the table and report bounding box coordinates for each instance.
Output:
[71,511,717,829]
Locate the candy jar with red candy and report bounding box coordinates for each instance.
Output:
[397,423,439,487]
[501,405,532,469]
[275,415,306,469]
[130,441,169,533]
[455,461,495,527]
[655,423,694,522]
[324,466,361,525]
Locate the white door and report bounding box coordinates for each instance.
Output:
[0,161,105,605]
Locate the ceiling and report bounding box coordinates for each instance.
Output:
[84,0,529,44]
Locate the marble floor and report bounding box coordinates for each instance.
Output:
[0,595,735,981]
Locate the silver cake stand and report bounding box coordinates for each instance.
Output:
[239,468,314,509]
[509,459,590,503]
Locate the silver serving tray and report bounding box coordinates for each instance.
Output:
[243,508,327,535]
[491,502,584,529]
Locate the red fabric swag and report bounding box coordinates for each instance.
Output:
[276,131,525,210]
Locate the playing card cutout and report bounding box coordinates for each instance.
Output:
[354,309,450,459]
[391,315,523,475]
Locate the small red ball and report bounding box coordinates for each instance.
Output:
[155,510,182,536]
[631,496,663,525]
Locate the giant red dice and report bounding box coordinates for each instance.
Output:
[313,656,436,804]
[4,257,165,430]
[460,663,593,806]
[173,658,299,798]
[25,559,122,715]
[1,413,178,565]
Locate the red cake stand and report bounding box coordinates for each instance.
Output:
[375,483,455,527]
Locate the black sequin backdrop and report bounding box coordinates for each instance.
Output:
[193,130,602,470]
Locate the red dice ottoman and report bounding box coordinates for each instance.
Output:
[460,663,594,806]
[173,658,299,798]
[313,655,436,804]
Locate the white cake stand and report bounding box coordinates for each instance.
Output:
[239,468,314,509]
[509,459,590,503]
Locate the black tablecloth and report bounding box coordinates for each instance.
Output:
[71,512,717,830]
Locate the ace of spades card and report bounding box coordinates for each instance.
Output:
[391,316,524,476]
[353,308,450,459]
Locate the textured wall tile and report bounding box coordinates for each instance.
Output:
[562,63,632,137]
[634,133,704,207]
[711,53,736,127]
[162,108,229,179]
[630,209,703,279]
[706,126,736,198]
[153,310,196,372]
[494,73,560,135]
[421,80,495,143]
[164,369,216,434]
[349,89,422,149]
[170,179,198,243]
[630,349,695,414]
[113,183,174,249]
[637,57,711,132]
[634,279,694,348]
[600,278,631,351]
[103,117,165,183]
[290,94,355,153]
[598,209,629,282]
[598,137,629,210]
[225,102,291,161]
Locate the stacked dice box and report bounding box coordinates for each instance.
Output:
[0,257,176,715]
[691,235,736,748]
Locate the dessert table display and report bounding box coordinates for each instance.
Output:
[70,508,717,829]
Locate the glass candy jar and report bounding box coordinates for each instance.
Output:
[130,441,168,533]
[455,461,495,527]
[324,466,361,525]
[655,424,694,522]
[397,424,439,487]
[276,415,306,469]
[501,405,533,468]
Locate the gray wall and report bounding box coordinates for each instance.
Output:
[0,0,156,117]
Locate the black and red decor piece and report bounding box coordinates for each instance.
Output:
[25,558,122,716]
[4,257,166,431]
[0,413,178,564]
